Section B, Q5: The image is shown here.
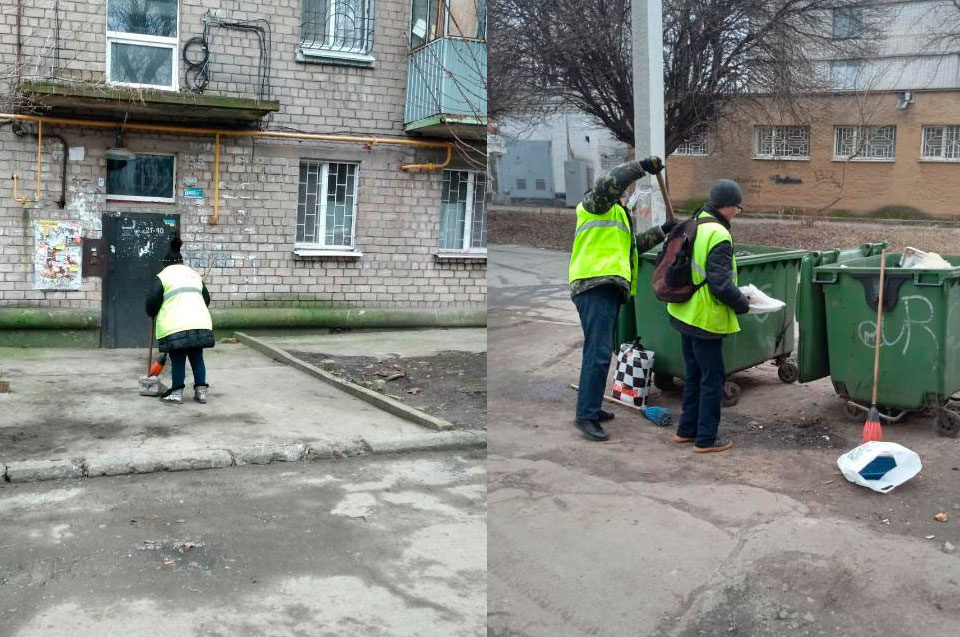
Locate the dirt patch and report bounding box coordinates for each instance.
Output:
[490,209,960,255]
[0,419,125,461]
[289,351,486,430]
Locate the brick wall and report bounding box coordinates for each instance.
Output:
[0,0,486,311]
[668,91,960,219]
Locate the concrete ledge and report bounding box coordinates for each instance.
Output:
[232,443,307,465]
[366,430,487,455]
[6,459,84,483]
[234,332,456,432]
[0,307,486,333]
[85,450,234,477]
[0,432,485,484]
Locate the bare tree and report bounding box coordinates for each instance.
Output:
[492,0,882,154]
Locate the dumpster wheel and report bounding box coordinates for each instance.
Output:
[936,408,960,438]
[777,361,799,384]
[723,381,741,407]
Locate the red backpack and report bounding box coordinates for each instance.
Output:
[651,213,720,303]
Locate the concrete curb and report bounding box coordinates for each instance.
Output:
[0,433,485,484]
[233,331,456,432]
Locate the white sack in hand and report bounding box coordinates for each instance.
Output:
[739,284,786,314]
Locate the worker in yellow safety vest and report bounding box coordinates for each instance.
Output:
[146,237,215,404]
[667,179,750,453]
[569,156,675,442]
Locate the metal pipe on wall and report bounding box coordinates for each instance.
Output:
[1,113,456,223]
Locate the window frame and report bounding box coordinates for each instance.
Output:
[832,7,864,40]
[753,125,811,161]
[920,125,960,162]
[437,169,486,257]
[297,0,376,67]
[105,0,180,90]
[672,131,709,156]
[105,152,177,204]
[833,125,896,162]
[295,160,362,256]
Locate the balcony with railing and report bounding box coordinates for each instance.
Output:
[404,0,486,139]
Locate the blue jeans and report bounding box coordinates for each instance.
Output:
[573,285,621,422]
[170,348,206,388]
[677,334,725,446]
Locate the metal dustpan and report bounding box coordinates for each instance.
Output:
[138,375,165,397]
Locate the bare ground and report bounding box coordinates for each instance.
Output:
[490,208,960,254]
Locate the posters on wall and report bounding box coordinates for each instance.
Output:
[34,220,83,290]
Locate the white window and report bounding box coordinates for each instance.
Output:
[754,126,810,160]
[299,0,375,65]
[834,125,896,161]
[921,125,960,161]
[296,161,360,254]
[833,7,864,39]
[673,131,708,156]
[106,0,179,90]
[439,170,486,254]
[830,60,860,90]
[106,153,176,203]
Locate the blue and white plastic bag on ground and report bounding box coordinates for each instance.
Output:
[837,441,922,493]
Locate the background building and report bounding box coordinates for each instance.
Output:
[668,0,960,218]
[0,0,487,346]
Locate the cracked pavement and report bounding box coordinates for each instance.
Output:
[487,244,960,637]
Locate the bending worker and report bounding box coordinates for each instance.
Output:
[569,157,675,442]
[668,180,750,453]
[146,237,215,405]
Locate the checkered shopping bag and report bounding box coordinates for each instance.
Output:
[611,339,655,407]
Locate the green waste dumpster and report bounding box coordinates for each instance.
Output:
[812,252,960,435]
[796,242,887,383]
[619,243,808,404]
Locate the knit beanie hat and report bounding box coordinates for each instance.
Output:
[709,179,743,208]
[164,236,183,265]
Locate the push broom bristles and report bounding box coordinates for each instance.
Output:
[862,405,883,443]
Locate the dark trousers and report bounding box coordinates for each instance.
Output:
[573,285,621,422]
[170,348,206,388]
[677,334,725,446]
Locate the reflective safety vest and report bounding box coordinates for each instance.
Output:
[568,202,637,296]
[667,211,741,335]
[155,264,212,339]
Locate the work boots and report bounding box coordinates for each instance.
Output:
[194,384,208,404]
[160,386,185,404]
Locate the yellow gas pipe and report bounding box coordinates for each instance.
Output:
[2,113,455,225]
[10,119,42,204]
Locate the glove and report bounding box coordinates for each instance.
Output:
[660,220,677,234]
[639,156,664,174]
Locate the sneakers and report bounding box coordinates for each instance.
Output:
[194,384,208,404]
[574,420,610,442]
[160,386,184,404]
[598,409,615,423]
[694,438,734,453]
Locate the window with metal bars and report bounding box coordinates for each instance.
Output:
[754,126,810,160]
[921,126,960,161]
[299,0,375,64]
[834,125,896,161]
[439,170,486,252]
[296,160,359,251]
[673,131,708,156]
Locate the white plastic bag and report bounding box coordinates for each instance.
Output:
[837,441,922,493]
[899,246,952,269]
[739,284,786,314]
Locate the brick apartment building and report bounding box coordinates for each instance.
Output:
[0,0,486,346]
[667,0,960,219]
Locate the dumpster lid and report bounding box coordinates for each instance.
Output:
[641,242,808,265]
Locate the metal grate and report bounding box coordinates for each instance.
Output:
[834,125,895,160]
[440,170,485,251]
[297,160,358,247]
[922,126,960,160]
[673,131,708,156]
[755,126,810,159]
[301,0,374,54]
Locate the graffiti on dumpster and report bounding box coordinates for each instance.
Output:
[856,295,938,355]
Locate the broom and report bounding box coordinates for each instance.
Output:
[862,249,888,443]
